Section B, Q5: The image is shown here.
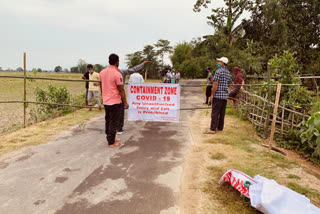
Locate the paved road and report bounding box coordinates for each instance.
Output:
[0,80,204,214]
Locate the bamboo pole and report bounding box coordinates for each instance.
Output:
[145,70,148,82]
[264,64,272,138]
[23,52,27,128]
[269,83,282,150]
[281,104,285,135]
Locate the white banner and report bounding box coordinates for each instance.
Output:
[128,83,180,122]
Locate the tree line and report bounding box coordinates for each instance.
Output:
[169,0,319,78]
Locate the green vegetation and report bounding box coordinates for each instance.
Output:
[295,112,320,164]
[29,85,85,123]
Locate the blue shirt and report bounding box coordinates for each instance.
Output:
[213,66,232,100]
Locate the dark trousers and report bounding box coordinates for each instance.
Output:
[210,98,227,131]
[104,104,121,145]
[205,86,212,104]
[118,100,124,131]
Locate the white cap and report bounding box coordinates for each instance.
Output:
[216,57,229,64]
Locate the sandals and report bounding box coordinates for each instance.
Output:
[203,129,216,134]
[108,142,122,147]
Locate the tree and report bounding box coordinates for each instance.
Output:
[125,51,144,68]
[154,39,173,68]
[63,68,69,73]
[37,68,42,73]
[171,42,193,68]
[0,67,2,71]
[16,67,23,72]
[54,66,62,73]
[70,67,79,73]
[32,68,38,76]
[77,59,87,74]
[195,0,253,44]
[94,64,104,73]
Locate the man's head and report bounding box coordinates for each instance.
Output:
[206,67,211,73]
[87,64,93,73]
[216,57,229,68]
[109,54,119,67]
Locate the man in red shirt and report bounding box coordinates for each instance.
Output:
[99,54,129,147]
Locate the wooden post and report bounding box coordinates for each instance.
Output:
[281,104,285,135]
[23,52,27,128]
[145,69,148,82]
[312,78,318,95]
[269,83,282,150]
[264,64,272,138]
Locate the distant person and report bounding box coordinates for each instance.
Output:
[175,70,181,84]
[229,67,245,109]
[99,54,129,147]
[204,67,213,105]
[204,57,232,134]
[82,68,90,106]
[87,64,102,111]
[129,70,144,84]
[117,61,150,135]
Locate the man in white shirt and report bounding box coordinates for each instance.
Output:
[87,64,101,111]
[129,71,144,84]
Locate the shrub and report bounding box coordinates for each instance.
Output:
[29,85,72,123]
[295,112,320,164]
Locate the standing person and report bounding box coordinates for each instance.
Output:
[129,70,144,84]
[117,61,150,134]
[82,68,90,106]
[99,54,129,147]
[175,70,181,84]
[204,57,232,134]
[228,67,245,109]
[87,64,102,111]
[204,67,213,105]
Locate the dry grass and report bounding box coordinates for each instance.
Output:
[0,108,101,155]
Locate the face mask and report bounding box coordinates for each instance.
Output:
[217,64,221,69]
[89,70,93,73]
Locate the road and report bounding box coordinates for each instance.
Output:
[0,80,204,214]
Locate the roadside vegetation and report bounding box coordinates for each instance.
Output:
[192,110,320,213]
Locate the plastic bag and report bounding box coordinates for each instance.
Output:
[249,175,320,214]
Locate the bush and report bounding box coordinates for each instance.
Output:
[295,112,320,164]
[178,59,202,79]
[29,85,73,123]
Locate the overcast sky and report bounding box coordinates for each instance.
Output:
[1,0,235,70]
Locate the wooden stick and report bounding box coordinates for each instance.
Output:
[281,104,285,135]
[269,83,282,150]
[312,78,319,95]
[23,52,27,128]
[291,112,295,132]
[145,69,148,82]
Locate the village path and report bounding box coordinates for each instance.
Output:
[0,80,205,214]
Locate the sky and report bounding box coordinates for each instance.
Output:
[0,0,246,71]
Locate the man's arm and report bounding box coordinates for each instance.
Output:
[120,61,150,76]
[210,77,214,85]
[210,81,219,101]
[117,85,129,109]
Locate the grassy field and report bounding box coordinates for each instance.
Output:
[0,71,162,134]
[187,109,320,213]
[0,72,86,134]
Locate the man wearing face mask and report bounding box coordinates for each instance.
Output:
[204,57,232,134]
[87,64,102,111]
